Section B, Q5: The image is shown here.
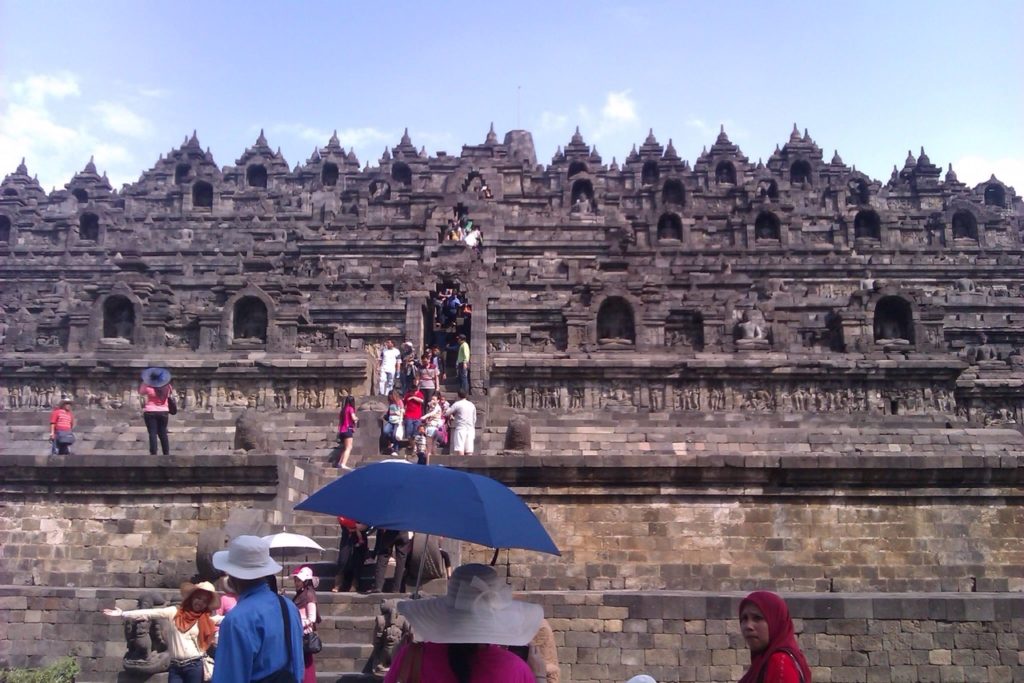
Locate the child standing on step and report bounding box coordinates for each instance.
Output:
[414,423,429,465]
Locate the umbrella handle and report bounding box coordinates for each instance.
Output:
[411,534,430,599]
[489,548,500,566]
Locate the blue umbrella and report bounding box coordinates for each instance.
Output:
[294,462,560,556]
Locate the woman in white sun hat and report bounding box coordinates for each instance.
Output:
[383,563,543,683]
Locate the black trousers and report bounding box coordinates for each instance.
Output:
[373,529,410,593]
[143,412,170,455]
[335,528,368,592]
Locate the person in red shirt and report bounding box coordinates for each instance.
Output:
[331,516,368,593]
[401,388,424,451]
[49,396,75,455]
[738,591,812,683]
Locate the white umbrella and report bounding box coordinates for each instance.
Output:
[262,532,324,554]
[262,532,325,591]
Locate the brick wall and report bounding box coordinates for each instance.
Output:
[2,588,1021,682]
[0,454,296,588]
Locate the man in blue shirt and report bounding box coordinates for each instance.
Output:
[211,536,304,682]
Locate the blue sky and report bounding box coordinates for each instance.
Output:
[1,0,1021,192]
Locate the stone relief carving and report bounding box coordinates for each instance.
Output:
[495,380,958,416]
[530,386,561,410]
[598,384,635,408]
[675,384,702,411]
[569,385,586,410]
[507,385,526,409]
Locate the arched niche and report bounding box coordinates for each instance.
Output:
[754,211,781,241]
[193,181,214,208]
[321,162,339,187]
[790,160,812,185]
[848,178,870,205]
[233,296,268,343]
[570,179,595,211]
[567,161,588,179]
[951,210,978,241]
[715,161,736,185]
[246,164,267,189]
[2,188,18,197]
[657,213,683,242]
[757,178,779,200]
[597,296,636,346]
[825,311,845,352]
[391,162,412,187]
[460,171,484,193]
[641,161,659,186]
[0,215,11,243]
[854,209,881,240]
[662,179,685,206]
[666,310,705,351]
[72,188,89,203]
[79,212,100,241]
[369,179,391,201]
[175,164,191,185]
[102,295,136,342]
[984,184,1006,208]
[873,296,914,344]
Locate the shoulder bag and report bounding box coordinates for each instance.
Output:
[302,631,322,655]
[168,394,178,415]
[253,596,298,683]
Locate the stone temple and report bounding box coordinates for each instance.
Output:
[1,124,1023,682]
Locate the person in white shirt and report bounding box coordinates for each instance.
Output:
[104,581,222,682]
[444,390,477,456]
[378,340,401,396]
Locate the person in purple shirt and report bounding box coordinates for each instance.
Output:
[211,536,304,683]
[383,563,542,683]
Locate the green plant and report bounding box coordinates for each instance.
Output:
[0,657,79,683]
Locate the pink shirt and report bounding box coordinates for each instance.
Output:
[383,642,534,683]
[216,594,238,617]
[339,405,357,433]
[139,383,172,412]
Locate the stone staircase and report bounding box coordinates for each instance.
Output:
[0,408,340,458]
[476,409,1024,459]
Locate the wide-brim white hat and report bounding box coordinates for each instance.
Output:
[397,563,543,647]
[212,535,282,580]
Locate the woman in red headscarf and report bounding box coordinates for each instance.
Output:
[738,591,812,683]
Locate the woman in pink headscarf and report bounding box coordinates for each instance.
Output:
[738,591,812,683]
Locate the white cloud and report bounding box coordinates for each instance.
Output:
[0,72,147,189]
[584,90,641,144]
[954,155,1024,194]
[336,126,392,149]
[93,101,153,138]
[602,90,637,124]
[9,72,80,104]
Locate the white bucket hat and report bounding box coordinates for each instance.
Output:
[397,563,543,647]
[212,535,282,580]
